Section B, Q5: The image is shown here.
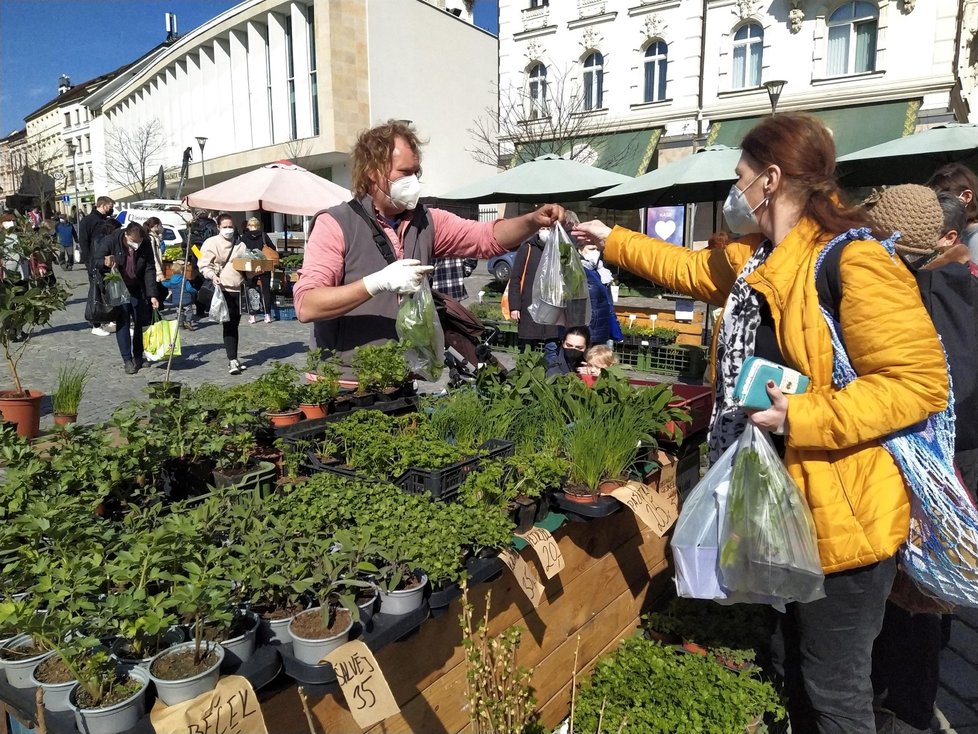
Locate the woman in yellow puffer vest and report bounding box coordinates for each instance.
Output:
[574,113,948,734]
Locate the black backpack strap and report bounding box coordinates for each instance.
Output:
[348,199,397,266]
[815,239,848,323]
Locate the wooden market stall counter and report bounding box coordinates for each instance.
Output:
[262,507,671,733]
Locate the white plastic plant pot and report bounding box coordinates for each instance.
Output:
[30,658,78,712]
[289,608,354,666]
[377,574,428,616]
[0,635,55,688]
[259,613,297,646]
[68,666,149,734]
[148,641,225,707]
[109,627,186,671]
[220,611,260,668]
[357,590,379,627]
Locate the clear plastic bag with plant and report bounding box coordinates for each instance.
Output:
[103,266,129,306]
[395,278,445,382]
[527,222,591,326]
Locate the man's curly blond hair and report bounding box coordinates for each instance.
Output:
[351,120,424,199]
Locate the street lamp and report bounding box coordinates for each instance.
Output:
[65,140,80,227]
[762,80,787,116]
[195,136,208,189]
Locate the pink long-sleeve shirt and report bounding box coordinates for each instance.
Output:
[293,207,506,315]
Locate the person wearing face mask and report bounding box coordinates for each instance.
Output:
[93,222,159,374]
[573,113,949,734]
[507,229,562,366]
[926,162,978,265]
[142,217,170,306]
[293,119,565,381]
[79,196,115,335]
[545,326,590,378]
[567,211,622,348]
[199,214,263,375]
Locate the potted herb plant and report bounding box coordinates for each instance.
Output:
[252,361,303,426]
[0,223,70,437]
[351,341,409,405]
[374,541,428,616]
[67,651,151,734]
[51,361,90,426]
[299,349,340,420]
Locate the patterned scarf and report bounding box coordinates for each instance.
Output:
[708,240,775,463]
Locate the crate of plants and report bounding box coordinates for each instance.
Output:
[396,439,515,501]
[618,323,679,348]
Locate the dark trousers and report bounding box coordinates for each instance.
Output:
[115,296,148,364]
[872,603,941,730]
[771,556,897,734]
[222,289,241,361]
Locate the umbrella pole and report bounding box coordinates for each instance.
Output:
[163,235,195,383]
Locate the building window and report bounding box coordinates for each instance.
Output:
[265,27,275,140]
[643,40,668,103]
[582,52,604,111]
[64,112,71,128]
[827,1,877,76]
[286,16,297,140]
[529,0,549,7]
[75,110,80,125]
[527,62,548,119]
[84,134,90,153]
[732,23,763,89]
[307,5,319,136]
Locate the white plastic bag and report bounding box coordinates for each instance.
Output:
[672,440,737,601]
[73,243,81,264]
[527,223,591,327]
[208,285,230,323]
[104,267,128,306]
[396,279,444,381]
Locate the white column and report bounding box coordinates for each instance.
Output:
[267,11,290,145]
[198,46,216,149]
[247,20,272,147]
[290,2,313,139]
[229,29,253,149]
[213,39,234,151]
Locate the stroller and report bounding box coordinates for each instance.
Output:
[433,291,507,387]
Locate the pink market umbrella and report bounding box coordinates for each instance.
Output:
[183,160,350,216]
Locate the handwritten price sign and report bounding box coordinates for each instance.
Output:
[149,675,267,734]
[499,548,545,607]
[611,481,679,537]
[515,527,564,579]
[324,640,399,729]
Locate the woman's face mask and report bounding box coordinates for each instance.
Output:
[722,170,767,234]
[582,249,601,266]
[387,174,421,211]
[220,227,235,240]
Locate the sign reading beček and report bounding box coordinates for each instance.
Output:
[149,675,267,734]
[324,640,399,729]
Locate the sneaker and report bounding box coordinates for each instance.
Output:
[91,326,111,336]
[248,315,256,324]
[124,360,138,375]
[264,315,272,323]
[228,359,242,375]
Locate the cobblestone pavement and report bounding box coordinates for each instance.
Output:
[16,266,978,731]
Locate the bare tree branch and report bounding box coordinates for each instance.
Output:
[18,143,65,215]
[281,137,314,167]
[467,65,631,171]
[104,119,171,199]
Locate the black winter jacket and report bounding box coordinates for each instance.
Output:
[93,229,158,301]
[78,209,109,267]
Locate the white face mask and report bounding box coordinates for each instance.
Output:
[220,227,235,240]
[538,228,551,246]
[387,174,421,211]
[582,249,601,266]
[722,170,767,234]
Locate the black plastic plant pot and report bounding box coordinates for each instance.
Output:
[352,392,376,408]
[331,395,353,413]
[428,582,462,610]
[534,492,552,523]
[510,497,537,535]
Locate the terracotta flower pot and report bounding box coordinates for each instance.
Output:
[682,639,708,656]
[598,478,627,495]
[299,403,328,420]
[53,413,77,427]
[0,390,44,438]
[561,489,600,504]
[266,409,302,427]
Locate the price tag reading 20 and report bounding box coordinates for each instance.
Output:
[499,548,545,607]
[515,527,564,579]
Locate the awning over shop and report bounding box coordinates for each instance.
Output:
[706,100,921,157]
[512,128,662,178]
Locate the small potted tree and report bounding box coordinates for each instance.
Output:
[51,361,90,427]
[0,222,70,436]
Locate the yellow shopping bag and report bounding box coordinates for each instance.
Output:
[143,313,181,362]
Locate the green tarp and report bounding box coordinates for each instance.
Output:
[706,99,921,156]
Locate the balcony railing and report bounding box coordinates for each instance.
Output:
[578,0,607,18]
[521,5,550,31]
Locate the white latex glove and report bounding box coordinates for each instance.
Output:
[362,259,435,296]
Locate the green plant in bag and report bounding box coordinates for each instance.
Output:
[396,280,444,381]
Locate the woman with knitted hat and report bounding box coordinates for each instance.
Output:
[573,113,949,734]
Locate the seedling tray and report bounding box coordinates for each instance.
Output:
[275,396,420,440]
[184,460,278,506]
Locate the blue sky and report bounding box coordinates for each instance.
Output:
[0,0,499,136]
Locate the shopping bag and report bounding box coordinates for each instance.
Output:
[527,223,591,326]
[103,267,129,306]
[245,286,262,313]
[84,279,120,323]
[673,440,737,601]
[195,280,215,310]
[73,243,81,264]
[143,313,181,362]
[396,278,445,381]
[717,424,825,608]
[208,286,230,323]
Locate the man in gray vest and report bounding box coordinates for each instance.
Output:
[294,120,565,378]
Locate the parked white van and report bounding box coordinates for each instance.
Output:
[115,200,192,251]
